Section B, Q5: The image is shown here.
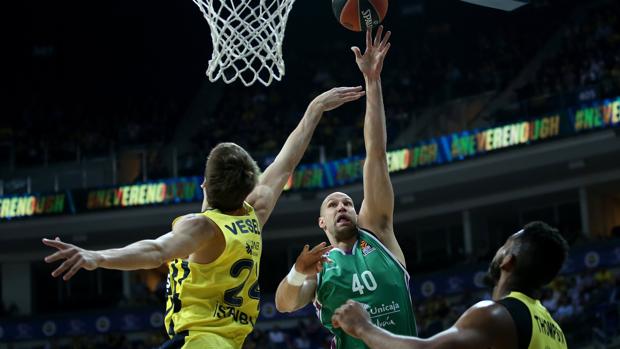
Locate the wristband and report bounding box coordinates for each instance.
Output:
[286,264,306,286]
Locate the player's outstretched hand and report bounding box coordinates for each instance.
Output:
[42,237,102,281]
[293,242,333,275]
[332,300,373,339]
[351,25,391,80]
[312,86,365,112]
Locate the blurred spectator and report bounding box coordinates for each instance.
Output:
[268,325,287,349]
[507,1,620,122]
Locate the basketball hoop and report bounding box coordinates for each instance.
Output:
[193,0,297,86]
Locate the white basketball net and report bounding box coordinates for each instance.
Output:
[193,0,297,86]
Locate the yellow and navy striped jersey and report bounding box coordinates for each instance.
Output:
[164,202,262,348]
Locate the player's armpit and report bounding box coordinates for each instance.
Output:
[371,231,407,267]
[245,183,277,229]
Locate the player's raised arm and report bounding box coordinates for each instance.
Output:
[352,27,404,264]
[357,27,392,231]
[246,87,365,228]
[42,214,216,280]
[332,300,515,349]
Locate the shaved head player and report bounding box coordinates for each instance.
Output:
[275,26,418,349]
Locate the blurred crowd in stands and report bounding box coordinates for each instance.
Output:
[178,0,620,176]
[507,1,620,122]
[6,95,178,167]
[10,0,620,182]
[183,0,562,170]
[18,265,618,349]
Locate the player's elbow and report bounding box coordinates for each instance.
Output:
[278,170,294,185]
[275,297,291,313]
[275,293,298,313]
[148,241,167,268]
[365,147,387,159]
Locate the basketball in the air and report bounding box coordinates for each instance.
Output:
[332,0,388,32]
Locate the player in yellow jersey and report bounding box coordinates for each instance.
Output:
[41,85,365,349]
[331,221,570,349]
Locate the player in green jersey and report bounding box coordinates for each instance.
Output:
[331,221,569,349]
[275,26,418,349]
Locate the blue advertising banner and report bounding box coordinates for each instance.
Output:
[0,299,313,342]
[409,241,620,300]
[1,97,619,220]
[1,242,618,342]
[0,309,164,342]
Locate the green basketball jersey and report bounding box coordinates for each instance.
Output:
[314,229,417,349]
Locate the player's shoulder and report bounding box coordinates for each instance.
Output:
[469,300,503,314]
[468,300,509,315]
[452,301,518,349]
[172,213,216,231]
[457,300,514,330]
